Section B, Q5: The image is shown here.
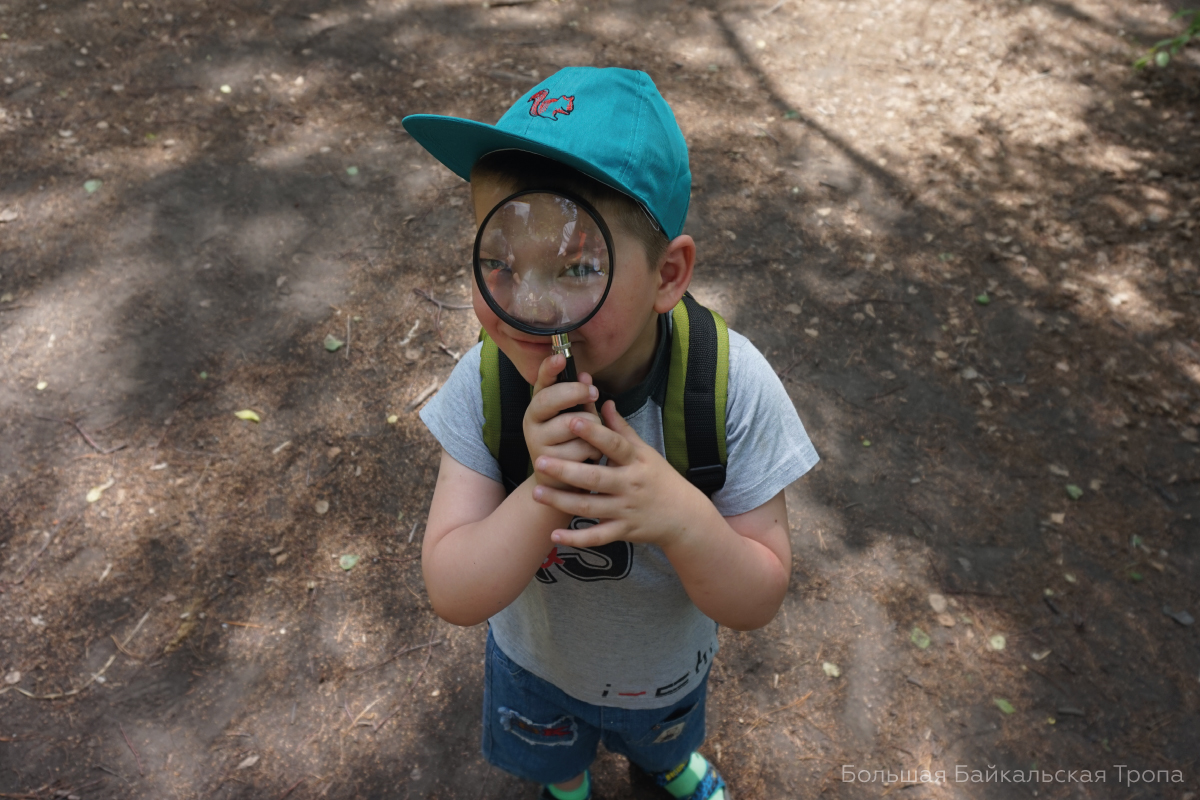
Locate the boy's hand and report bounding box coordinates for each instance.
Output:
[523,353,601,489]
[530,400,700,548]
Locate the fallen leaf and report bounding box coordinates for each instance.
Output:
[324,334,344,352]
[0,208,18,223]
[346,166,359,176]
[234,409,261,422]
[314,500,329,515]
[3,671,20,685]
[86,478,115,503]
[36,381,47,391]
[910,626,931,649]
[1049,512,1065,525]
[928,593,948,613]
[236,754,259,769]
[83,179,103,194]
[988,634,1006,651]
[994,698,1015,714]
[1066,484,1083,500]
[822,662,841,678]
[1031,650,1051,661]
[784,303,802,315]
[339,554,359,571]
[1049,464,1069,477]
[220,84,232,94]
[936,613,956,627]
[1163,606,1194,626]
[387,414,399,424]
[975,293,990,305]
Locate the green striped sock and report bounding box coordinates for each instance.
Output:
[546,772,589,800]
[664,752,726,799]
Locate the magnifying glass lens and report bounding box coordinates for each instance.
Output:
[476,192,611,333]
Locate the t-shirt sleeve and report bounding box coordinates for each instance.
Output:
[418,342,503,483]
[711,331,819,517]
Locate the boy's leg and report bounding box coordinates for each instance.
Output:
[599,674,727,799]
[482,628,600,789]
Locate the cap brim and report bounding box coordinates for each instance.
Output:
[402,113,637,200]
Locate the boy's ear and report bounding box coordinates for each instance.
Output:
[652,234,696,314]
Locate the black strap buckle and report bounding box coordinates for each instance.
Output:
[686,464,727,497]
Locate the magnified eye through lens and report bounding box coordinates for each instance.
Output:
[474,190,614,335]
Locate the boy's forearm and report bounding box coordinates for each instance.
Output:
[423,475,571,627]
[660,494,790,631]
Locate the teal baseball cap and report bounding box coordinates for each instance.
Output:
[402,66,691,239]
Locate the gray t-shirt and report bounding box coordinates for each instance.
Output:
[420,318,819,709]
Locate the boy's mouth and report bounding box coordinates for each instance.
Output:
[507,332,584,353]
[509,336,553,355]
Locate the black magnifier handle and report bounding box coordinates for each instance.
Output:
[551,333,584,412]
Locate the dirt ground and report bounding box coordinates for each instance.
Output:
[1,0,1198,797]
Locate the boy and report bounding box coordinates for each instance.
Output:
[405,67,818,800]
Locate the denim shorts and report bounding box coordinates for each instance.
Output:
[482,628,709,785]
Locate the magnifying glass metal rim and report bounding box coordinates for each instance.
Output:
[471,187,616,338]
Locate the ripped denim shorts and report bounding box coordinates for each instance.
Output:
[481,627,709,785]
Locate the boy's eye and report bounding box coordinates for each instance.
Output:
[562,262,603,279]
[481,258,511,274]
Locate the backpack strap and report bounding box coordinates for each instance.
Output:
[480,332,533,494]
[663,293,729,497]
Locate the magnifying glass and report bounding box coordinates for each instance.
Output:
[473,189,615,384]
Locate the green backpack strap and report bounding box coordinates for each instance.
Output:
[663,293,729,497]
[479,332,533,494]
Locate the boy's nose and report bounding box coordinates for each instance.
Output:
[508,279,565,328]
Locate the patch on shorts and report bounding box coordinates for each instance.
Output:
[652,721,687,744]
[498,707,578,747]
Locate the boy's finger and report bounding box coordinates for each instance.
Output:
[577,371,599,417]
[531,353,566,395]
[568,411,637,465]
[600,400,641,442]
[552,440,604,464]
[549,519,623,550]
[528,382,601,423]
[534,457,619,495]
[532,483,620,520]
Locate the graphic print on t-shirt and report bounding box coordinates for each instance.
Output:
[535,517,633,584]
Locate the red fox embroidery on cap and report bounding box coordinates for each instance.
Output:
[527,89,574,120]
